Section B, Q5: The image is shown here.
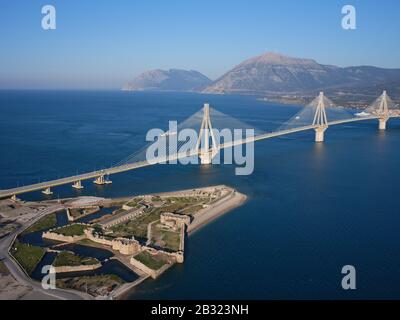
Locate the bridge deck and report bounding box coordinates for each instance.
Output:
[0,115,398,199]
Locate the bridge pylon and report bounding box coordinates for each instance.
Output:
[196,103,219,164]
[312,92,329,142]
[378,90,389,130]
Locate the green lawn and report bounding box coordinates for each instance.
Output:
[110,201,196,239]
[180,204,204,215]
[10,241,46,275]
[69,207,99,219]
[53,251,98,267]
[21,213,57,235]
[134,251,166,270]
[109,210,161,238]
[53,224,87,236]
[165,196,205,205]
[126,197,143,208]
[152,226,181,251]
[160,229,181,251]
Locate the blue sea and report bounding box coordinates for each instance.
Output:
[1,90,400,299]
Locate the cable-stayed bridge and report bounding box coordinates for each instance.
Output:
[1,90,399,200]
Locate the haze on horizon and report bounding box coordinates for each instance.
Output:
[0,0,399,89]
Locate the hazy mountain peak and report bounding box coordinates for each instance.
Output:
[203,52,400,97]
[122,52,400,101]
[239,52,318,67]
[122,69,212,92]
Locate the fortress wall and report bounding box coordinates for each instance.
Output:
[42,223,91,243]
[160,212,191,228]
[150,185,230,199]
[179,225,185,253]
[84,229,141,255]
[129,257,159,279]
[42,231,86,243]
[67,206,100,222]
[111,240,140,255]
[141,246,184,263]
[101,209,143,229]
[85,229,113,246]
[52,263,102,273]
[129,254,171,279]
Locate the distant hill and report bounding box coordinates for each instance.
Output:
[203,52,400,105]
[122,53,400,106]
[122,69,212,92]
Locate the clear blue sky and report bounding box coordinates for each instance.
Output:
[0,0,399,89]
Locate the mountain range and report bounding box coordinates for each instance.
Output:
[122,69,212,92]
[122,52,400,105]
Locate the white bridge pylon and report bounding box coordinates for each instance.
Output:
[313,92,329,142]
[378,90,389,130]
[281,90,396,142]
[195,103,219,164]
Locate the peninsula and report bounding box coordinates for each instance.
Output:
[0,185,246,299]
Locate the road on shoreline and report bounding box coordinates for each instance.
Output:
[0,204,91,300]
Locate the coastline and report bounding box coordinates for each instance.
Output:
[112,187,247,300]
[187,188,247,235]
[1,185,247,300]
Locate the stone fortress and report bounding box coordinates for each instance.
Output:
[42,185,244,280]
[43,212,187,278]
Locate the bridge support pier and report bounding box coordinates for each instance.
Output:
[72,180,84,189]
[314,126,327,142]
[379,118,388,130]
[93,175,112,185]
[11,194,18,201]
[199,151,217,165]
[42,187,53,195]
